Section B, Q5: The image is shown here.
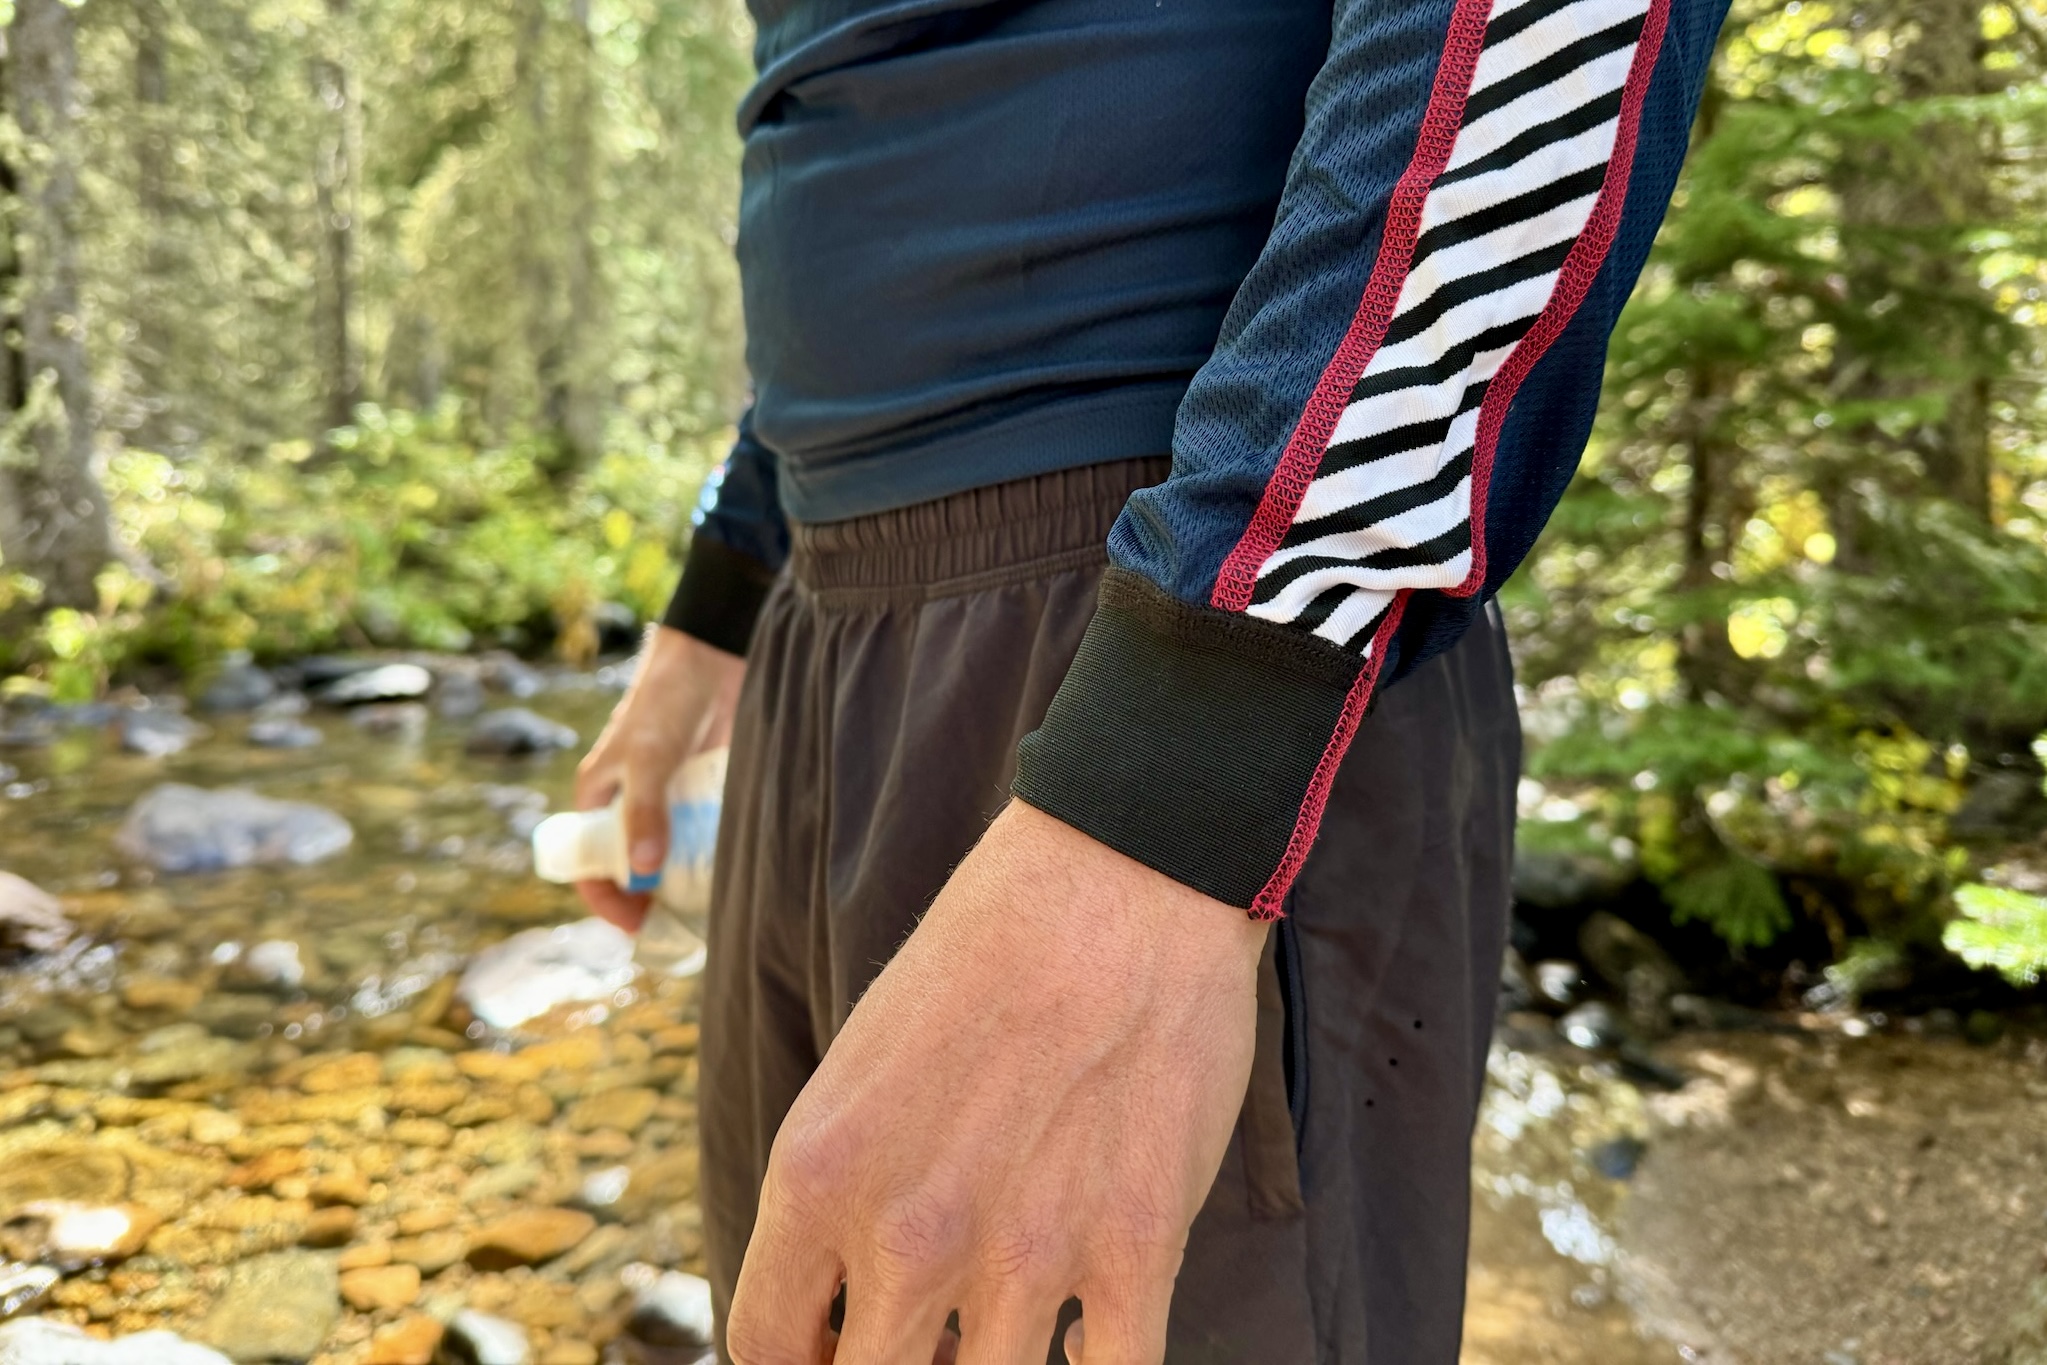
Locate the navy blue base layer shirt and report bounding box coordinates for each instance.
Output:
[665,0,1730,916]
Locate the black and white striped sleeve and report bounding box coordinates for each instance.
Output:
[1015,0,1727,915]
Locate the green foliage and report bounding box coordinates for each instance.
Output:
[0,403,719,688]
[1665,855,1793,951]
[1509,0,2047,961]
[1944,884,2047,985]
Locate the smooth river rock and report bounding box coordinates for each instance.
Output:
[620,1270,715,1361]
[0,1320,232,1365]
[115,784,353,873]
[193,1250,340,1363]
[456,921,639,1029]
[438,1311,530,1365]
[198,656,279,714]
[463,709,576,757]
[118,709,204,758]
[312,663,432,706]
[0,1264,58,1320]
[464,1209,595,1270]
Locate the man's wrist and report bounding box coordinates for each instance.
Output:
[660,534,779,656]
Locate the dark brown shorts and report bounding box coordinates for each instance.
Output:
[700,458,1521,1364]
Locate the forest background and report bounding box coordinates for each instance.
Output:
[1,0,2045,1000]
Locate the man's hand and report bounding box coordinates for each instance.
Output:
[727,801,1268,1365]
[573,624,746,932]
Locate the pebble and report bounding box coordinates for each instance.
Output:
[120,977,204,1013]
[465,1209,595,1270]
[456,922,640,1030]
[0,873,73,959]
[118,709,204,757]
[479,656,547,699]
[564,1088,658,1136]
[1559,1001,1628,1051]
[389,1231,466,1275]
[440,1310,531,1365]
[313,663,433,706]
[623,1270,715,1352]
[198,656,279,714]
[192,1250,340,1363]
[351,703,430,741]
[464,709,577,757]
[228,940,306,993]
[247,719,323,750]
[340,1263,422,1312]
[1532,960,1584,1009]
[8,1202,162,1269]
[300,1205,358,1248]
[365,1313,441,1365]
[0,1319,233,1365]
[115,784,354,873]
[435,672,487,720]
[0,1264,59,1320]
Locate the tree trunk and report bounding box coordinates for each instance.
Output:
[522,0,605,475]
[0,0,114,612]
[1832,0,2000,516]
[555,0,604,467]
[311,0,361,442]
[127,0,175,450]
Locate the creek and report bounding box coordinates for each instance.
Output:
[1,668,2043,1364]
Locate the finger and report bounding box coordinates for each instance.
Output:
[1061,1319,1082,1365]
[727,1228,843,1365]
[574,878,649,933]
[573,751,620,812]
[954,1298,1064,1365]
[933,1323,961,1365]
[1064,1276,1172,1365]
[619,743,674,888]
[830,1282,952,1365]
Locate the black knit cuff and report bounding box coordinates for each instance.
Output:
[1014,568,1363,912]
[659,535,779,657]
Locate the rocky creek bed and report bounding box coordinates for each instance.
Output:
[0,655,2044,1363]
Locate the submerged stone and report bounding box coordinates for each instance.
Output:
[247,719,322,750]
[456,921,638,1029]
[199,656,279,714]
[193,1250,340,1363]
[114,784,353,873]
[313,663,432,707]
[0,1319,232,1365]
[118,709,204,758]
[463,709,577,757]
[4,1201,162,1270]
[0,1264,58,1320]
[622,1269,715,1355]
[438,1310,530,1365]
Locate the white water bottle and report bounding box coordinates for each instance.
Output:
[529,747,725,975]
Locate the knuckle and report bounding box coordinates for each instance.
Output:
[768,1119,852,1214]
[868,1190,964,1281]
[978,1217,1061,1288]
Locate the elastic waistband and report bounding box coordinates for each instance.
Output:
[789,457,1170,604]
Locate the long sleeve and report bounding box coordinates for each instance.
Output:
[660,407,791,656]
[1015,0,1727,916]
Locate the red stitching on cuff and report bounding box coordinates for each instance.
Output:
[1457,0,1672,596]
[1248,593,1410,919]
[1210,0,1497,614]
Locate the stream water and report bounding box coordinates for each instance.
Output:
[2,671,2044,1364]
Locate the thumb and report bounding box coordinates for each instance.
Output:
[1063,1319,1083,1363]
[619,758,672,892]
